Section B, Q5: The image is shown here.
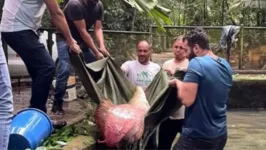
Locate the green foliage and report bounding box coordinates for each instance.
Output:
[57,0,64,3]
[41,126,76,149]
[41,10,52,28]
[227,0,266,26]
[2,0,266,28]
[102,0,151,31]
[8,0,265,68]
[38,108,98,150]
[123,0,172,32]
[102,33,151,65]
[51,0,172,32]
[99,0,155,64]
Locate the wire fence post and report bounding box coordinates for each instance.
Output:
[149,26,153,46]
[239,24,244,70]
[149,26,154,61]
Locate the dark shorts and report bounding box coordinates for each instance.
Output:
[173,133,227,150]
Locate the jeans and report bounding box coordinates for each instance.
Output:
[54,40,96,107]
[82,47,97,64]
[0,124,10,150]
[173,133,227,150]
[54,41,72,107]
[2,30,56,113]
[0,57,13,150]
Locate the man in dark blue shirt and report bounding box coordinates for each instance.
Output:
[169,27,233,150]
[52,0,109,114]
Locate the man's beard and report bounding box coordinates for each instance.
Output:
[188,51,196,60]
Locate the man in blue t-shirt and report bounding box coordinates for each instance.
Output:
[169,28,233,150]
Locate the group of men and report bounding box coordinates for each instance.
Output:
[121,28,232,150]
[0,0,233,150]
[121,37,188,150]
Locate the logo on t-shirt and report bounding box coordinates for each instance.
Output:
[136,71,153,86]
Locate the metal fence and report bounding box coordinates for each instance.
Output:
[2,28,151,78]
[152,25,266,73]
[2,26,266,78]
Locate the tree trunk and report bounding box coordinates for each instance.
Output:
[263,10,266,26]
[131,9,137,31]
[257,11,261,26]
[222,0,225,25]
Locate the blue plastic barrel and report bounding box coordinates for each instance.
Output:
[8,108,53,150]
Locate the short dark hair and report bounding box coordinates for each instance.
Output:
[183,27,210,50]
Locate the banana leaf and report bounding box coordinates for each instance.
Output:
[69,53,183,149]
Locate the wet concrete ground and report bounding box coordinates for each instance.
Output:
[172,111,266,150]
[226,111,266,150]
[11,81,89,126]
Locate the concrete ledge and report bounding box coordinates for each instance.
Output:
[228,80,266,109]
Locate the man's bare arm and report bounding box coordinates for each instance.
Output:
[73,19,103,59]
[94,20,105,49]
[169,79,198,107]
[44,0,80,53]
[120,67,125,73]
[94,20,109,56]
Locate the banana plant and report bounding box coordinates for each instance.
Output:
[57,0,172,32]
[57,0,64,3]
[228,0,266,12]
[123,0,172,32]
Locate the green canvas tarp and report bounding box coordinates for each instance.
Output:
[70,53,183,149]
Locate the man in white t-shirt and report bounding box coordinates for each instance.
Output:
[121,40,160,149]
[121,40,161,90]
[158,36,189,150]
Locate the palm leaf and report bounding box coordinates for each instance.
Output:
[228,0,266,13]
[228,0,243,13]
[123,0,172,32]
[123,0,158,11]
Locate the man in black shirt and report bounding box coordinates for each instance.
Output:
[52,0,109,114]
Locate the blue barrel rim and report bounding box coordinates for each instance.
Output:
[13,108,53,133]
